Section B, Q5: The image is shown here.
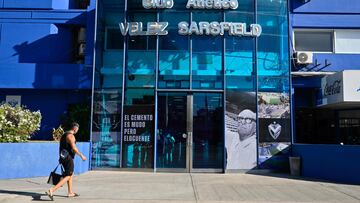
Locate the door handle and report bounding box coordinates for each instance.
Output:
[187,132,192,147]
[182,133,187,139]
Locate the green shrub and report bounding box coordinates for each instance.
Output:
[0,104,42,142]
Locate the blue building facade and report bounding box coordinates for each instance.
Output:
[290,0,360,145]
[0,0,95,139]
[290,0,360,184]
[1,0,359,183]
[90,0,291,172]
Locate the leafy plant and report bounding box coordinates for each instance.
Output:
[0,104,42,142]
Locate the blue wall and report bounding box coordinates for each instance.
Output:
[0,0,95,140]
[0,63,91,89]
[292,144,360,184]
[0,142,90,179]
[3,0,58,9]
[0,23,73,64]
[1,0,85,10]
[290,1,360,185]
[292,0,360,14]
[0,1,94,87]
[290,0,360,72]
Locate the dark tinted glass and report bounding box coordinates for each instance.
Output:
[295,31,333,52]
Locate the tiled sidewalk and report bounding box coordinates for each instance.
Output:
[0,171,359,202]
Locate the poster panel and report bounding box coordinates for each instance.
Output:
[258,142,290,171]
[258,92,291,170]
[225,91,257,170]
[259,118,291,143]
[91,90,122,168]
[122,105,154,168]
[258,92,290,119]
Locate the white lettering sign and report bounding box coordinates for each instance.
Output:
[178,21,262,37]
[118,22,169,36]
[186,0,238,9]
[143,0,174,9]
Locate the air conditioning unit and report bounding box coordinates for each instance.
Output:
[296,52,313,64]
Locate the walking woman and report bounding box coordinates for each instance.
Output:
[46,122,87,200]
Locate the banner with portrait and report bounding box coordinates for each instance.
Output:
[225,91,257,170]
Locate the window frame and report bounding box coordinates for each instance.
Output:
[334,29,360,54]
[293,29,335,54]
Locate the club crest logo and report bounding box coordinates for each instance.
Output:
[268,122,282,140]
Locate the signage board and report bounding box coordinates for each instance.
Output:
[119,0,262,37]
[319,70,360,106]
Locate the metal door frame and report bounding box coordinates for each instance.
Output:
[186,94,193,172]
[156,91,223,173]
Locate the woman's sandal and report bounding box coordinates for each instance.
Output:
[45,190,54,201]
[68,193,80,198]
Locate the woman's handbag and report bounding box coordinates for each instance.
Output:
[47,163,64,185]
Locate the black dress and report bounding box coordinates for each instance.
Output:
[59,131,75,176]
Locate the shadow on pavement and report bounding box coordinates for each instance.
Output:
[245,171,355,185]
[0,189,68,201]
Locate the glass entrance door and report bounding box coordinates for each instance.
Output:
[156,92,223,172]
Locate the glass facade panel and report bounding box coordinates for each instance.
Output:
[257,0,289,77]
[122,11,156,169]
[192,12,223,89]
[225,11,255,91]
[193,93,224,169]
[258,76,290,93]
[257,0,291,171]
[234,0,254,12]
[91,0,124,168]
[157,93,188,168]
[159,12,190,89]
[91,0,291,171]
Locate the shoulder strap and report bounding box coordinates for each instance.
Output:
[52,163,61,172]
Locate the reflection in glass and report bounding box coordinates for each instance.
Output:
[159,12,190,89]
[192,12,223,89]
[193,93,224,168]
[258,75,289,93]
[157,93,188,168]
[92,90,122,168]
[126,12,156,88]
[92,0,124,168]
[257,0,289,77]
[257,0,291,172]
[122,12,156,169]
[122,89,155,168]
[225,11,255,91]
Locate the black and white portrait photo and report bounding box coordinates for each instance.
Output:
[225,91,257,170]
